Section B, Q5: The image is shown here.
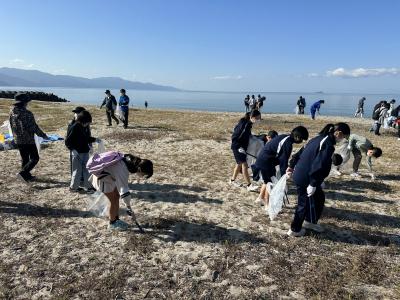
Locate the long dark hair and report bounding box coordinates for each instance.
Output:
[319,122,350,137]
[242,110,261,121]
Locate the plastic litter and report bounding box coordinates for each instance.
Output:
[268,175,287,221]
[87,191,109,217]
[97,140,106,153]
[34,134,44,153]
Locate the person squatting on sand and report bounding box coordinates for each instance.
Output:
[9,93,49,183]
[65,110,100,193]
[119,89,130,129]
[229,110,261,191]
[335,133,382,180]
[253,126,309,208]
[88,152,153,231]
[100,89,119,126]
[310,99,325,120]
[286,122,351,237]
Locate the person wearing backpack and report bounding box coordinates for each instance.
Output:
[100,90,119,127]
[253,126,309,208]
[88,152,153,231]
[65,110,99,193]
[229,110,261,191]
[286,122,350,237]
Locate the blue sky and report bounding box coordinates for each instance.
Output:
[1,0,399,92]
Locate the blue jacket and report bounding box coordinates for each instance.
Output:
[310,100,322,112]
[290,134,335,187]
[119,95,130,111]
[255,134,294,177]
[231,118,252,150]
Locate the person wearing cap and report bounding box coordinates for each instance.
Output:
[100,90,119,126]
[354,97,366,118]
[119,89,130,128]
[9,93,48,183]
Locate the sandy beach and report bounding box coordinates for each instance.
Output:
[0,99,399,299]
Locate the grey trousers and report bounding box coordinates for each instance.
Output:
[70,151,90,189]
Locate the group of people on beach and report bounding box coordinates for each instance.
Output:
[8,92,153,231]
[229,109,382,237]
[244,94,266,112]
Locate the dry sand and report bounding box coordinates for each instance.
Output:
[0,99,399,299]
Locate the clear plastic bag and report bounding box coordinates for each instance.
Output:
[87,191,109,217]
[268,175,287,221]
[97,140,106,153]
[34,134,43,153]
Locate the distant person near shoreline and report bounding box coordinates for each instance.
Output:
[310,100,325,120]
[119,89,130,129]
[354,97,366,118]
[296,96,306,114]
[145,101,148,109]
[100,90,119,127]
[244,95,250,112]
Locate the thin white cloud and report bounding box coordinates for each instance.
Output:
[307,73,319,77]
[326,67,400,78]
[211,75,243,80]
[9,58,24,64]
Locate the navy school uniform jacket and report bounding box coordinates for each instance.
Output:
[255,134,294,177]
[231,118,252,150]
[310,101,322,112]
[289,134,335,188]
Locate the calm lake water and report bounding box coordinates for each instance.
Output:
[1,87,398,117]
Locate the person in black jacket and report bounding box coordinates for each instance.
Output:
[286,122,350,237]
[230,110,261,191]
[100,90,119,126]
[253,126,309,208]
[65,110,99,193]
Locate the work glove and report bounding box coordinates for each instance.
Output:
[307,185,316,197]
[238,147,246,154]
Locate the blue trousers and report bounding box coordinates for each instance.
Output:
[310,109,316,120]
[291,185,325,232]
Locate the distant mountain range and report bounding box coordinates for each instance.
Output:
[0,67,180,91]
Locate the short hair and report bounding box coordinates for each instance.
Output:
[120,89,126,93]
[372,147,382,158]
[291,126,309,141]
[267,130,278,139]
[76,110,92,124]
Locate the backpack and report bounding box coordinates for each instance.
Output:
[87,151,124,176]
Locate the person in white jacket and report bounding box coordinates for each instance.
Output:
[89,154,153,231]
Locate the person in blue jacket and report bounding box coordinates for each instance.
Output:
[119,89,130,129]
[310,100,325,120]
[230,110,261,192]
[254,126,309,207]
[286,122,350,237]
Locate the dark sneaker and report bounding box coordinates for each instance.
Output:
[16,173,31,185]
[106,124,112,127]
[84,187,97,194]
[69,187,85,193]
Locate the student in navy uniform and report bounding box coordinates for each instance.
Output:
[286,122,350,237]
[310,100,325,120]
[230,110,261,192]
[119,89,130,129]
[254,126,309,207]
[266,130,278,142]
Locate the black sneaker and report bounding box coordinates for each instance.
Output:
[69,187,85,193]
[84,187,97,194]
[106,124,112,127]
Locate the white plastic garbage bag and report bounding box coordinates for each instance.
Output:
[116,105,124,121]
[97,140,106,153]
[1,120,13,137]
[87,191,109,217]
[246,135,264,168]
[338,141,350,165]
[268,175,287,221]
[34,134,43,153]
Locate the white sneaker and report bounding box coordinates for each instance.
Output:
[247,184,259,192]
[398,138,400,141]
[350,172,360,178]
[229,180,242,188]
[287,228,306,237]
[303,221,325,233]
[108,220,129,231]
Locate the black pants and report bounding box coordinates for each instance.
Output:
[291,185,325,232]
[352,148,362,172]
[374,123,381,135]
[106,109,119,125]
[121,109,129,128]
[18,144,40,179]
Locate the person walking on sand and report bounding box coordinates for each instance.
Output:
[286,122,350,237]
[9,93,49,183]
[100,90,119,127]
[229,110,261,192]
[65,110,100,193]
[253,126,309,208]
[119,89,130,129]
[145,101,148,109]
[310,100,324,120]
[88,152,153,231]
[354,97,366,118]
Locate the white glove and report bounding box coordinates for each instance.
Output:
[307,185,316,197]
[238,147,246,154]
[369,173,376,180]
[320,182,326,189]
